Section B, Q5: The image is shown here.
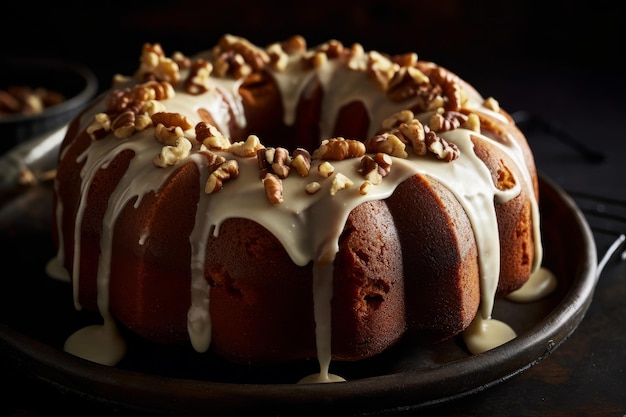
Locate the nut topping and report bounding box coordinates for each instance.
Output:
[153,137,192,167]
[262,173,283,205]
[196,121,230,150]
[312,137,366,160]
[257,147,292,179]
[205,159,239,194]
[330,173,354,195]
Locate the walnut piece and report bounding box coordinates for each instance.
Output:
[425,130,460,161]
[184,59,214,95]
[134,43,181,85]
[229,135,264,157]
[151,111,193,131]
[205,159,239,194]
[367,51,398,91]
[429,110,469,133]
[258,147,292,179]
[358,153,392,185]
[387,66,430,102]
[291,148,312,177]
[330,172,354,195]
[153,137,192,167]
[263,173,283,205]
[364,133,408,158]
[86,113,112,140]
[154,123,184,146]
[305,182,322,194]
[317,161,335,178]
[312,137,366,160]
[111,110,137,139]
[212,34,270,79]
[196,121,230,149]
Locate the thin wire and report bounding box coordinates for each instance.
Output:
[597,234,626,279]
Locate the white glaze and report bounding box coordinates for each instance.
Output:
[507,267,557,302]
[51,39,550,378]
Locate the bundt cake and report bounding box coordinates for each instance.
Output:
[47,34,553,382]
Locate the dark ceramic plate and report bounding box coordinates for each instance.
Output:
[0,174,597,416]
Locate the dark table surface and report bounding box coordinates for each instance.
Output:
[1,4,625,414]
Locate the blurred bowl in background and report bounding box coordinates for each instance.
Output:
[0,57,98,155]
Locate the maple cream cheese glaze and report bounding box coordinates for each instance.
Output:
[47,34,556,383]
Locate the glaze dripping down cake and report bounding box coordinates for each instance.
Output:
[47,34,554,383]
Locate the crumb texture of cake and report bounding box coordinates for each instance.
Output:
[48,34,554,381]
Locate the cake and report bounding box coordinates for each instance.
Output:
[47,34,551,382]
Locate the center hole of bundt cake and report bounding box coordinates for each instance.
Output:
[238,76,371,151]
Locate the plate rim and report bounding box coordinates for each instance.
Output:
[0,174,598,415]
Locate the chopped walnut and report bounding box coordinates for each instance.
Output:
[281,35,307,54]
[263,173,283,205]
[229,135,264,157]
[291,148,311,177]
[429,110,469,133]
[135,113,153,132]
[105,88,136,115]
[330,172,354,195]
[171,51,191,70]
[266,42,289,72]
[390,52,418,68]
[421,64,463,111]
[398,118,427,156]
[142,99,166,116]
[196,121,230,149]
[345,43,366,71]
[425,130,460,161]
[258,147,291,179]
[198,149,226,169]
[483,96,500,112]
[153,137,192,167]
[367,51,398,91]
[374,152,392,175]
[151,111,194,131]
[358,155,382,185]
[461,112,481,132]
[212,34,270,79]
[135,43,181,85]
[141,80,175,100]
[105,81,174,120]
[184,59,214,95]
[312,137,366,160]
[305,181,322,194]
[317,39,345,59]
[318,161,335,178]
[154,123,184,146]
[364,133,408,158]
[387,66,430,102]
[301,50,328,70]
[358,153,392,185]
[86,113,112,140]
[205,159,239,194]
[111,110,137,139]
[381,109,415,131]
[359,181,373,195]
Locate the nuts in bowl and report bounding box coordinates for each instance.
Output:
[0,57,98,155]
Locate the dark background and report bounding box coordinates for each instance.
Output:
[3,0,624,95]
[2,2,626,416]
